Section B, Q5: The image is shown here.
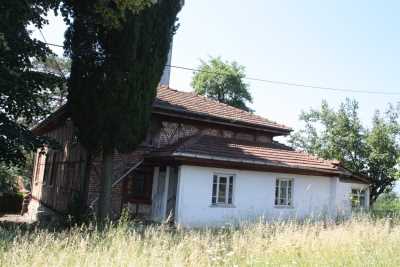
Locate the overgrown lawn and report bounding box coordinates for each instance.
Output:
[1,216,399,266]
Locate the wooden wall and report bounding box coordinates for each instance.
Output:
[31,119,87,213]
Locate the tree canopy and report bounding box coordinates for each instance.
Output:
[0,1,63,166]
[63,0,182,219]
[191,57,253,112]
[290,99,400,203]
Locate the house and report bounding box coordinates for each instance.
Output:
[28,86,370,227]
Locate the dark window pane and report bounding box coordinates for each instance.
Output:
[131,173,145,197]
[220,177,227,184]
[280,185,287,201]
[218,183,226,203]
[360,196,365,207]
[212,183,217,198]
[49,152,58,186]
[228,176,233,204]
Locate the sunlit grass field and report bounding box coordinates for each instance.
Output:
[1,216,400,267]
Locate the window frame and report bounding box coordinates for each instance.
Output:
[351,188,367,210]
[211,173,235,207]
[43,151,54,186]
[274,178,294,208]
[34,152,42,183]
[48,151,58,187]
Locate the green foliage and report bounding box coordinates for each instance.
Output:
[373,192,400,212]
[191,57,253,112]
[94,0,154,29]
[290,99,400,202]
[31,55,70,124]
[0,164,19,194]
[0,1,63,166]
[0,152,34,194]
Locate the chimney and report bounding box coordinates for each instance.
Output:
[159,0,184,86]
[159,41,173,86]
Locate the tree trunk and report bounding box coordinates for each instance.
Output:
[79,151,91,216]
[98,146,113,221]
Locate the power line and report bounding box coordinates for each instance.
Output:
[166,65,400,96]
[43,42,64,48]
[38,29,67,81]
[43,41,400,96]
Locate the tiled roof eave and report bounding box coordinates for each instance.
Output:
[171,151,344,176]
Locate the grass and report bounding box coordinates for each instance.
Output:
[1,216,400,267]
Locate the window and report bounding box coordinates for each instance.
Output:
[34,152,42,182]
[351,189,367,209]
[49,152,58,186]
[43,152,53,185]
[211,174,234,206]
[126,168,153,204]
[130,173,146,197]
[275,178,293,207]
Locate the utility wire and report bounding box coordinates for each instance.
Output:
[38,29,68,81]
[165,65,400,96]
[42,41,400,96]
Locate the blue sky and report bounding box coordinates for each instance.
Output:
[34,0,400,131]
[32,1,400,192]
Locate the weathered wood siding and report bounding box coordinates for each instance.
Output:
[31,119,87,213]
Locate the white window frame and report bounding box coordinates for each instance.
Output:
[275,178,294,208]
[351,188,367,210]
[211,173,235,207]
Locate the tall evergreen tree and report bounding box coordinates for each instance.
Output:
[0,1,62,166]
[63,0,182,220]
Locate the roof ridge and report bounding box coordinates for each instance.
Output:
[162,86,291,130]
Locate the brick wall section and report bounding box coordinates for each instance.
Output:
[87,149,147,218]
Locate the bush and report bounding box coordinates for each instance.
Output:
[371,192,400,217]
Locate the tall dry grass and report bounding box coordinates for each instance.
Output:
[1,216,399,267]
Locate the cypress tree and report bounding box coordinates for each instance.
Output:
[63,0,182,220]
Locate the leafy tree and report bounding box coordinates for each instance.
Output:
[0,164,19,194]
[32,55,70,124]
[290,99,400,203]
[0,154,33,194]
[62,0,183,220]
[33,55,70,107]
[191,57,253,111]
[0,1,62,166]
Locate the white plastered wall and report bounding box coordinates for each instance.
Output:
[175,165,369,227]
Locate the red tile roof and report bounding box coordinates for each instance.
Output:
[150,134,357,177]
[154,86,291,134]
[33,86,291,135]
